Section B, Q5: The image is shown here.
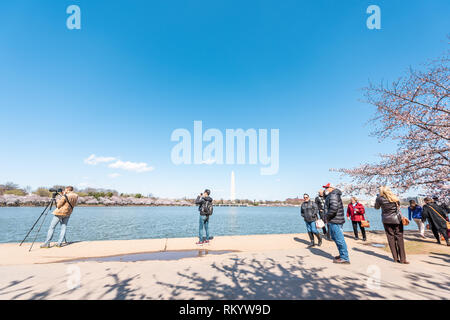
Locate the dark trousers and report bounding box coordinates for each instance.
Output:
[383,223,407,262]
[431,225,449,243]
[319,211,327,235]
[351,221,366,239]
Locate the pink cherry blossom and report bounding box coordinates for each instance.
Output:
[332,51,449,199]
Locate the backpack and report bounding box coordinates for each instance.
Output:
[202,200,213,216]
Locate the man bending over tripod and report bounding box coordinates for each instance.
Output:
[40,186,78,248]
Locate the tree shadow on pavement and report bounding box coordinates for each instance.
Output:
[155,255,387,299]
[429,252,450,264]
[352,247,393,262]
[0,276,36,299]
[293,237,335,260]
[99,271,143,299]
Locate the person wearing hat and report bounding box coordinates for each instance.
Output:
[432,196,449,215]
[422,197,450,246]
[323,183,350,264]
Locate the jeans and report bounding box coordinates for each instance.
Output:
[413,218,425,236]
[44,215,70,245]
[305,221,319,234]
[328,223,350,262]
[199,215,210,241]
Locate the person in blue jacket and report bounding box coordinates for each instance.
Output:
[408,200,424,238]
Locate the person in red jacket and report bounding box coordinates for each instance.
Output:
[347,196,367,241]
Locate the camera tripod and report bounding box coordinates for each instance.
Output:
[19,193,67,252]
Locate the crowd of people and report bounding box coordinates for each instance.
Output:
[299,184,449,265]
[39,184,449,267]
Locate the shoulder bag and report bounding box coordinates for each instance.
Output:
[429,205,450,229]
[396,203,409,226]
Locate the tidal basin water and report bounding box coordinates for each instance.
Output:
[0,206,413,243]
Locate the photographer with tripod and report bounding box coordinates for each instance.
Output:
[40,186,78,248]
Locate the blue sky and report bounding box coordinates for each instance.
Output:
[0,0,449,200]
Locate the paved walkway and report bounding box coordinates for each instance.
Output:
[0,232,449,299]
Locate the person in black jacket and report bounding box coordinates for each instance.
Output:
[374,186,408,264]
[323,183,350,264]
[195,189,213,245]
[422,197,450,246]
[433,196,449,215]
[315,190,330,240]
[301,194,322,247]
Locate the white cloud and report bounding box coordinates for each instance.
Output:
[84,154,116,165]
[108,173,121,178]
[108,160,154,173]
[84,154,154,173]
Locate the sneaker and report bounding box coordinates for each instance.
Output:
[334,255,340,260]
[55,243,63,248]
[40,243,50,249]
[399,261,410,264]
[196,241,204,245]
[333,258,350,264]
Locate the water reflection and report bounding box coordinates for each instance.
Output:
[66,249,237,263]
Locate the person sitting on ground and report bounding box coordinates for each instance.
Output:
[408,200,425,238]
[195,189,213,245]
[301,193,322,247]
[315,190,330,240]
[40,186,78,248]
[422,197,450,246]
[346,196,367,241]
[375,186,409,264]
[323,183,350,264]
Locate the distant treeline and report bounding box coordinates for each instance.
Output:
[0,182,148,200]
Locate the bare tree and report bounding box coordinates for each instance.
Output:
[4,182,19,191]
[333,52,449,198]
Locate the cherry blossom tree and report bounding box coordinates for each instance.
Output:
[333,52,449,198]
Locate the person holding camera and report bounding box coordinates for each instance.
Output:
[40,186,78,248]
[195,189,213,245]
